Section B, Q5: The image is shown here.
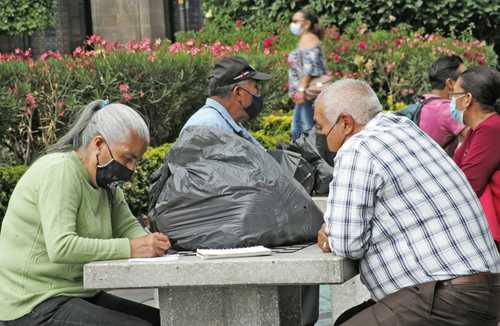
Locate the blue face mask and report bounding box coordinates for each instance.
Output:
[449,96,465,124]
[289,23,303,36]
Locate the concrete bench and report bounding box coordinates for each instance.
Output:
[84,244,357,326]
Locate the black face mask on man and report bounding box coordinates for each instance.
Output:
[96,142,134,188]
[239,87,264,120]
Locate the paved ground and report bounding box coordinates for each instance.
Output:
[110,285,333,325]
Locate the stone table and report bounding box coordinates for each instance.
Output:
[84,244,357,326]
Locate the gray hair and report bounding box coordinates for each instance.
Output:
[208,80,246,97]
[47,100,150,153]
[315,79,382,125]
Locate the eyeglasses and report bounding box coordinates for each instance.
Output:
[318,116,341,138]
[449,91,468,97]
[291,19,305,23]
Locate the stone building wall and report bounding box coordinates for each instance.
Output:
[0,0,90,56]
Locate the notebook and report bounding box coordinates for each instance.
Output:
[196,246,272,259]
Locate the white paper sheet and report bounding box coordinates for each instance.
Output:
[128,254,179,263]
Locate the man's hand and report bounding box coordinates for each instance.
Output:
[130,233,171,258]
[317,223,331,253]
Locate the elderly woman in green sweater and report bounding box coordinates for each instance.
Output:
[0,100,170,326]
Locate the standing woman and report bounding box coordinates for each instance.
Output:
[0,100,170,325]
[451,66,500,251]
[287,9,327,141]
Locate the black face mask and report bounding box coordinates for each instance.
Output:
[239,87,264,120]
[96,144,134,188]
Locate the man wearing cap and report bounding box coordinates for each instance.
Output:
[181,56,270,147]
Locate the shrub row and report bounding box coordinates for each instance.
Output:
[203,0,500,57]
[0,23,497,165]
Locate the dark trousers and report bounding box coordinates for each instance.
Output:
[334,276,500,326]
[4,291,160,326]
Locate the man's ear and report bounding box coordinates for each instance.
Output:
[340,114,355,135]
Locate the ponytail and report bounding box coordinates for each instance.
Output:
[299,9,323,39]
[46,100,107,154]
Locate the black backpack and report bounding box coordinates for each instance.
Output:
[395,96,440,125]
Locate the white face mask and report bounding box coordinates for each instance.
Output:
[289,22,303,36]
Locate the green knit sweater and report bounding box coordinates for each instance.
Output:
[0,151,147,321]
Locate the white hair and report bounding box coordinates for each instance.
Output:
[47,100,150,153]
[315,79,382,125]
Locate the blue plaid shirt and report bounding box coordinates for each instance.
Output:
[325,112,500,301]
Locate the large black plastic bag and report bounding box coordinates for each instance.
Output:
[150,127,324,250]
[268,149,315,194]
[285,130,334,195]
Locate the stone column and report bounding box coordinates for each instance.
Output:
[90,0,166,43]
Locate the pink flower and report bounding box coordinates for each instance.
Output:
[188,47,201,56]
[119,83,129,93]
[235,19,242,29]
[264,48,271,55]
[25,93,37,109]
[148,52,156,62]
[477,55,486,65]
[122,94,133,102]
[86,34,104,46]
[169,43,184,54]
[357,41,367,50]
[40,50,62,60]
[329,52,341,63]
[139,90,145,98]
[72,47,84,57]
[185,39,195,48]
[263,38,274,49]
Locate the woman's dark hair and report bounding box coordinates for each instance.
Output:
[298,9,323,39]
[428,55,463,90]
[460,66,500,114]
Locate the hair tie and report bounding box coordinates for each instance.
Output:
[94,99,110,112]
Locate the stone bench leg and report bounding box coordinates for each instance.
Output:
[158,285,279,326]
[278,285,319,325]
[330,275,371,322]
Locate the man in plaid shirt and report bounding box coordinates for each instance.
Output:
[314,79,500,326]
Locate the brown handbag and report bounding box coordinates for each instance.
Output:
[304,74,333,101]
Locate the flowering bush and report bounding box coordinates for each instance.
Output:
[0,21,497,165]
[203,0,500,57]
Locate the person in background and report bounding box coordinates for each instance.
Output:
[418,55,468,155]
[287,9,326,141]
[315,79,499,326]
[182,56,270,148]
[0,101,170,326]
[451,65,500,251]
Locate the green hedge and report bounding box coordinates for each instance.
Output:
[203,0,500,55]
[0,165,28,229]
[0,23,497,166]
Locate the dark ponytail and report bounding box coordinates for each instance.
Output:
[460,66,500,114]
[299,9,323,39]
